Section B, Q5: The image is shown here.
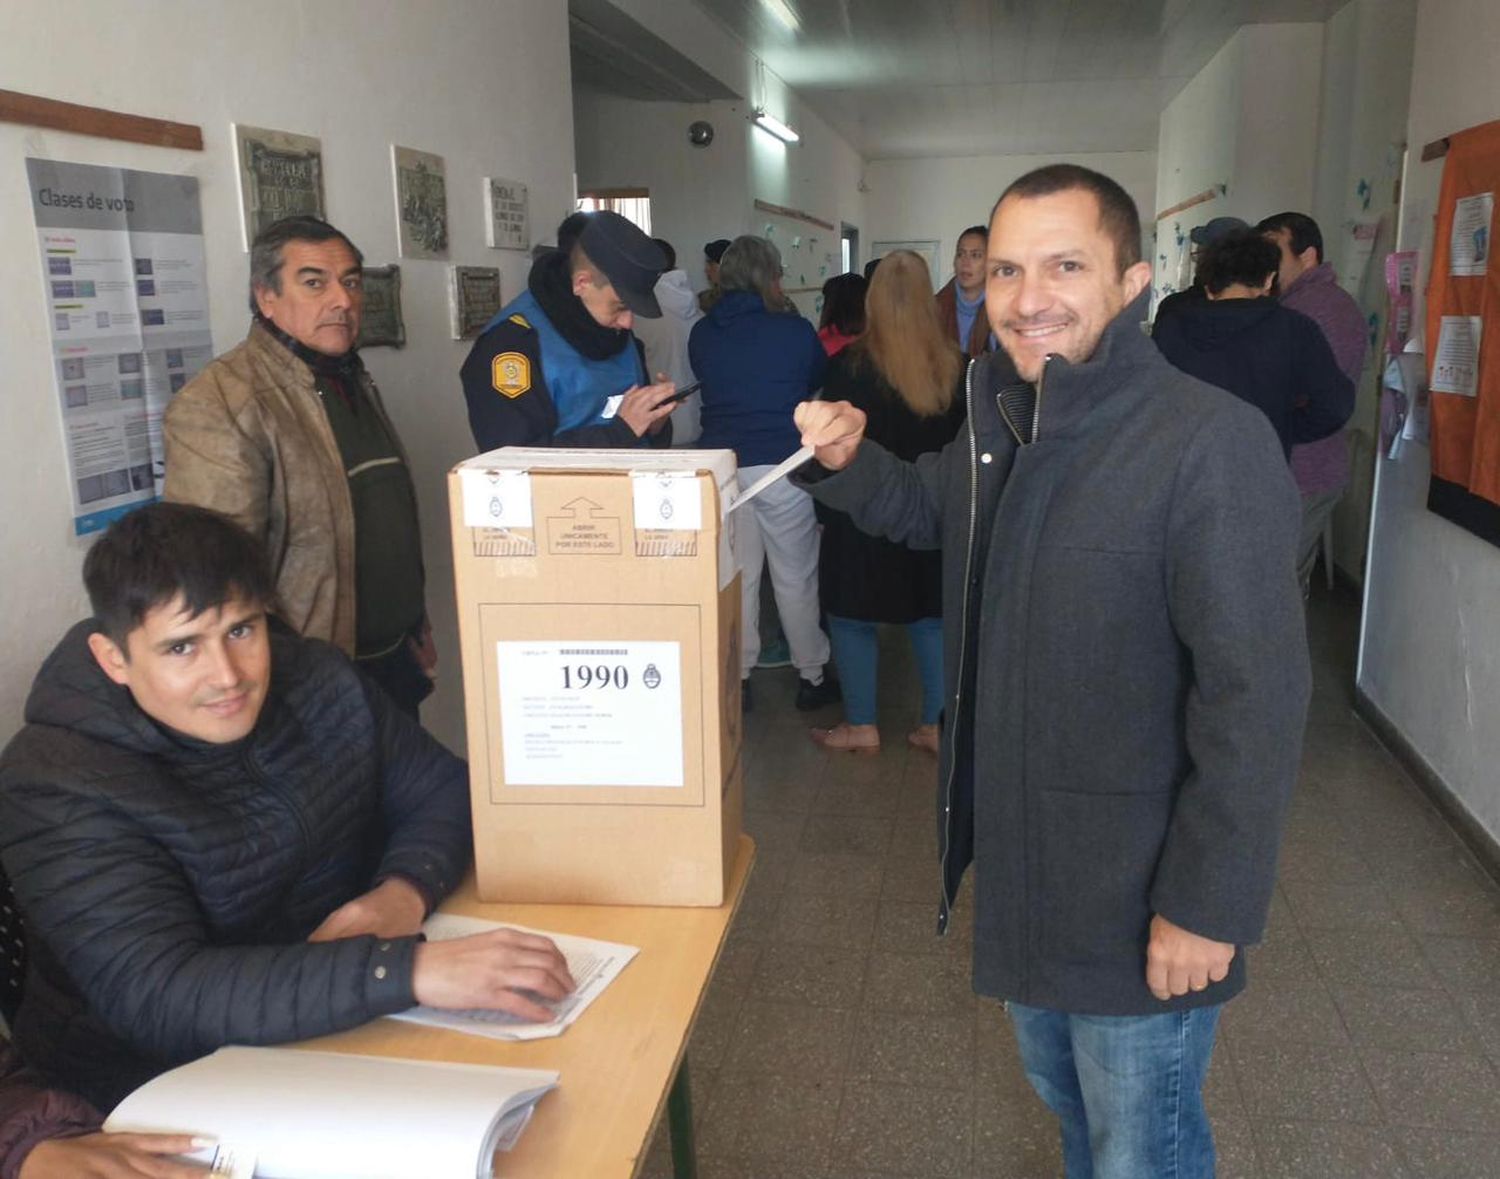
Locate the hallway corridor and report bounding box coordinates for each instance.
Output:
[647,585,1500,1178]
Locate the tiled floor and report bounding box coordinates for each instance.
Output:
[644,584,1500,1178]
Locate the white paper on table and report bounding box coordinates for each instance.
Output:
[105,1046,558,1179]
[391,915,639,1041]
[1431,315,1483,396]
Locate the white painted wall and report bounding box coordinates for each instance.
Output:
[573,85,867,320]
[1153,25,1323,305]
[1360,0,1500,845]
[0,0,576,754]
[1311,0,1418,577]
[862,151,1157,291]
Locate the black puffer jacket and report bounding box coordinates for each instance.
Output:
[0,621,472,1110]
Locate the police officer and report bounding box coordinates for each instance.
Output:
[461,211,676,450]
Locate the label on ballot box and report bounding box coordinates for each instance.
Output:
[496,639,684,787]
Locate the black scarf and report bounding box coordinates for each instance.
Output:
[528,250,632,361]
[256,313,368,411]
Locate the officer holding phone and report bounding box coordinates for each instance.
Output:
[460,211,677,451]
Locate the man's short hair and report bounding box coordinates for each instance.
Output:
[957,224,988,244]
[1197,231,1281,296]
[84,503,274,648]
[248,216,362,314]
[993,164,1142,275]
[652,237,677,271]
[1255,211,1324,264]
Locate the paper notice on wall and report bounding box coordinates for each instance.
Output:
[1449,192,1493,277]
[27,159,213,535]
[496,640,684,786]
[1431,316,1483,396]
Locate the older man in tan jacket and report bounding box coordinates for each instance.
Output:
[163,215,434,715]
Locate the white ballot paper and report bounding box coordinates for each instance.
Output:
[728,443,814,514]
[391,914,639,1041]
[105,1046,558,1179]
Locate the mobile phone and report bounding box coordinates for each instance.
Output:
[653,381,701,409]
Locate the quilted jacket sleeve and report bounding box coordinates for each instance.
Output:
[0,736,420,1066]
[361,677,474,910]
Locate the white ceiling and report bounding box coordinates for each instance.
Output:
[634,0,1348,158]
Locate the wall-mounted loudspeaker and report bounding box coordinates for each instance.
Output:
[688,120,715,147]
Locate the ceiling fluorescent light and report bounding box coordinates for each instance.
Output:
[761,0,800,32]
[752,109,800,144]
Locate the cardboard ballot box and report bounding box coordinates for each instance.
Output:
[448,448,743,906]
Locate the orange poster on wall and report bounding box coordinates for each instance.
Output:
[1426,118,1500,545]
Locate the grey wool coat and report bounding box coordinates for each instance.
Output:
[799,290,1310,1016]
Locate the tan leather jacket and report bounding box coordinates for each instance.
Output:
[162,323,409,655]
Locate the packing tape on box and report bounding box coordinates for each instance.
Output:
[630,470,702,532]
[460,467,534,529]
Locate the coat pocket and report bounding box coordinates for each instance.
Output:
[1037,788,1172,965]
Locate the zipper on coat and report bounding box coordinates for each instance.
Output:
[937,358,981,935]
[242,750,315,900]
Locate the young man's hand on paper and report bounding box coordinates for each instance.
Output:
[21,1131,211,1178]
[306,877,427,943]
[412,928,576,1022]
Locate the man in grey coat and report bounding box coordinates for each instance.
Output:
[795,165,1309,1178]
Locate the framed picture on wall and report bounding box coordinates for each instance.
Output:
[233,124,325,248]
[392,146,449,259]
[869,240,942,283]
[448,265,502,339]
[357,265,405,348]
[484,177,530,250]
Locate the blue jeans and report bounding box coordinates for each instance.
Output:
[826,614,943,726]
[1007,1001,1222,1179]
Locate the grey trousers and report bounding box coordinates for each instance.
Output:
[1297,486,1344,591]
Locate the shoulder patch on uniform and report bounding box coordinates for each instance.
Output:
[507,313,531,329]
[492,351,532,399]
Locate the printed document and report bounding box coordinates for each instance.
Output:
[391,914,639,1041]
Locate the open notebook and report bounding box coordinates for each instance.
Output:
[105,1046,557,1178]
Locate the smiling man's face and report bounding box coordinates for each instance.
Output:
[986,187,1150,382]
[87,594,270,743]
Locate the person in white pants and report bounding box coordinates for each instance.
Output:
[733,471,832,698]
[688,234,840,713]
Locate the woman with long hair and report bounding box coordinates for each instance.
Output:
[690,235,839,713]
[809,250,967,754]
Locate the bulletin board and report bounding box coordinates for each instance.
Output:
[1424,118,1500,547]
[753,199,841,321]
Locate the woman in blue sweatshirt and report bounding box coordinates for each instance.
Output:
[690,236,838,712]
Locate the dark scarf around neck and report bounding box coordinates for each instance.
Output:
[256,314,368,409]
[528,250,632,362]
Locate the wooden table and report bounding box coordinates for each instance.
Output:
[297,834,754,1178]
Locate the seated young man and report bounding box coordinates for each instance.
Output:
[0,504,573,1110]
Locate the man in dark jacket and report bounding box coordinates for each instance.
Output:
[795,165,1309,1178]
[0,504,573,1111]
[1153,230,1354,457]
[460,210,677,452]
